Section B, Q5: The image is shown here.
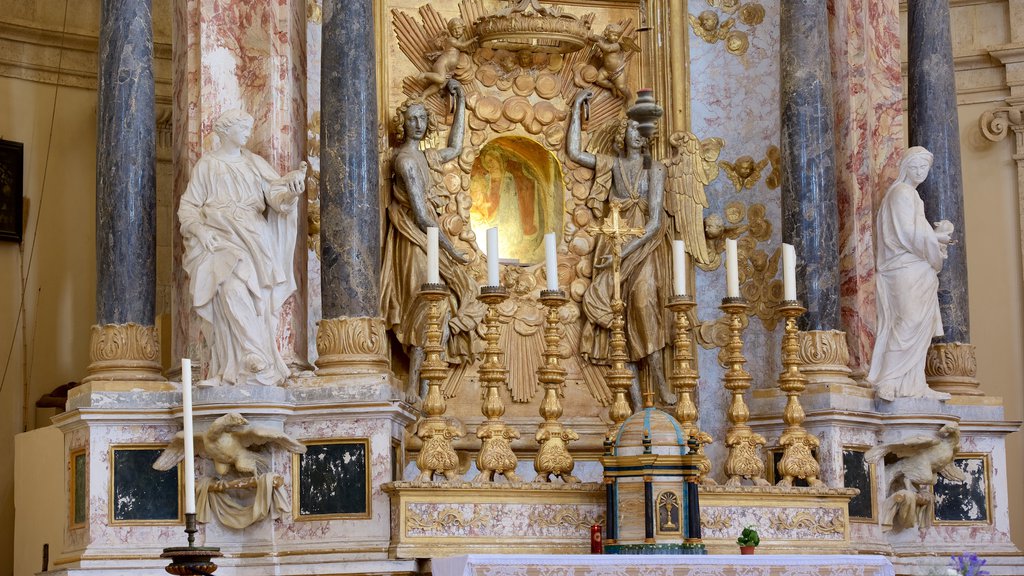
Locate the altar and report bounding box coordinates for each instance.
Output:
[431,554,897,576]
[9,0,1024,576]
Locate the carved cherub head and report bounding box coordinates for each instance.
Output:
[448,17,466,38]
[603,22,624,41]
[697,11,719,32]
[516,49,534,68]
[704,213,725,238]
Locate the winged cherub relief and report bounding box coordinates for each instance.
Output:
[154,412,306,529]
[866,423,966,532]
[588,23,640,104]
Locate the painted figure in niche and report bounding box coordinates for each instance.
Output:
[566,89,674,404]
[418,17,476,100]
[381,80,485,400]
[588,23,639,103]
[868,146,954,401]
[469,144,553,263]
[178,109,305,387]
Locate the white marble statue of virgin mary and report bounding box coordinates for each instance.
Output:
[178,109,306,386]
[868,146,953,401]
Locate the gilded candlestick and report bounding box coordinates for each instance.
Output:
[719,297,768,487]
[775,300,823,487]
[534,289,581,483]
[414,283,464,482]
[474,285,521,482]
[666,295,714,484]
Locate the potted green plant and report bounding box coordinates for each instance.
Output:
[737,526,760,555]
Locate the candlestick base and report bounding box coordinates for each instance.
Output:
[161,514,221,575]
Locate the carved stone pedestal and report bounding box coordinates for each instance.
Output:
[314,316,390,377]
[80,323,170,390]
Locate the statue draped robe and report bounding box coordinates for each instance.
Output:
[581,156,671,363]
[381,148,483,364]
[178,151,297,386]
[868,182,945,400]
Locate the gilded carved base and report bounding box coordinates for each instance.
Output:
[383,482,858,558]
[925,342,981,396]
[81,323,167,386]
[796,330,857,386]
[315,316,390,376]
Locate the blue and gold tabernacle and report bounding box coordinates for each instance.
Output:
[602,407,707,555]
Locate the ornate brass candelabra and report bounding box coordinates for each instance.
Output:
[474,285,521,482]
[534,289,581,483]
[586,201,644,439]
[161,513,222,575]
[413,283,464,482]
[666,295,714,484]
[720,297,768,487]
[775,300,823,487]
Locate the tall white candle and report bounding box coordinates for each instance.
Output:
[672,240,687,296]
[181,358,196,515]
[544,233,559,291]
[725,238,740,298]
[782,243,797,301]
[487,227,500,287]
[426,227,440,284]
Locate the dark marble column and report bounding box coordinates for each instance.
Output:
[95,0,155,325]
[320,0,379,319]
[908,0,970,344]
[780,0,841,332]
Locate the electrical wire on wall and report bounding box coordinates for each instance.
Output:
[0,0,71,433]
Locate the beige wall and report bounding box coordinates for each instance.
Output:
[0,75,97,576]
[13,426,65,576]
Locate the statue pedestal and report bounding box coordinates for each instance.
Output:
[40,379,417,575]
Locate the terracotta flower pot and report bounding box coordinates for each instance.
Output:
[740,546,756,555]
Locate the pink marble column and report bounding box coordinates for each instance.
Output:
[827,0,904,377]
[172,0,309,374]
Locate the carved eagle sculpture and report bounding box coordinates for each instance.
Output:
[153,412,306,477]
[865,422,966,493]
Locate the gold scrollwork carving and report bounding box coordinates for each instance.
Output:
[700,510,733,531]
[407,507,490,532]
[84,323,164,383]
[768,511,845,535]
[527,509,604,531]
[315,316,389,375]
[925,342,981,396]
[796,329,855,385]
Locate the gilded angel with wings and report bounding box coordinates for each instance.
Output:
[567,90,721,406]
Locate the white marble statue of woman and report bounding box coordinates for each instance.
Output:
[178,109,306,386]
[868,146,953,401]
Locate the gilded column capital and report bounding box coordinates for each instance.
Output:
[315,316,390,376]
[925,342,981,396]
[83,322,165,383]
[795,329,857,386]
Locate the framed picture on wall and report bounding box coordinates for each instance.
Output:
[0,139,23,243]
[292,438,370,520]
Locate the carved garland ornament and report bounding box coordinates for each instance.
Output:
[84,322,164,382]
[526,509,604,531]
[407,506,490,532]
[768,511,845,535]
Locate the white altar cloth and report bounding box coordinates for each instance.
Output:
[432,554,896,576]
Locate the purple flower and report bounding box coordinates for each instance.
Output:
[950,553,989,576]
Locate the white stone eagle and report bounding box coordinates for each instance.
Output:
[153,412,306,477]
[865,422,966,493]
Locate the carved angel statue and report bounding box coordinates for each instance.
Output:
[588,23,640,103]
[865,423,966,532]
[418,17,477,99]
[154,412,306,529]
[381,81,485,401]
[665,131,723,267]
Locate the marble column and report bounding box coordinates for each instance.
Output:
[827,0,904,378]
[781,0,854,385]
[84,0,164,385]
[908,0,980,395]
[172,0,308,378]
[314,0,389,377]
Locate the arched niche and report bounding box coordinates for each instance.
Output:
[468,136,564,265]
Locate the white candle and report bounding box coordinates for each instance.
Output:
[544,233,559,291]
[181,358,196,515]
[487,227,500,287]
[672,240,687,296]
[782,243,797,301]
[426,227,440,284]
[725,238,740,298]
